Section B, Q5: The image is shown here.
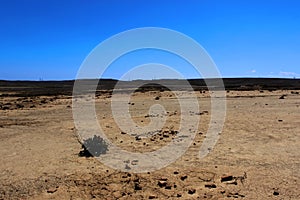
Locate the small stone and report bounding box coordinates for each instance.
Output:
[16,104,24,109]
[135,136,141,141]
[188,189,196,195]
[149,195,156,199]
[160,177,168,181]
[131,160,139,165]
[134,183,142,190]
[279,95,286,99]
[47,187,58,194]
[205,183,217,189]
[158,181,167,188]
[273,191,279,196]
[125,164,131,170]
[165,185,172,190]
[221,175,234,182]
[180,175,188,181]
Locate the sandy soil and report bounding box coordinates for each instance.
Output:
[0,90,299,199]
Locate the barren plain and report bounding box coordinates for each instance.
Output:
[0,80,299,199]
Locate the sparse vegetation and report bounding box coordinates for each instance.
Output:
[78,135,109,157]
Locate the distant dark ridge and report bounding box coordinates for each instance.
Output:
[0,78,300,97]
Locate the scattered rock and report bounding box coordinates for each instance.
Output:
[180,175,188,181]
[278,119,283,122]
[273,191,279,196]
[221,175,234,182]
[16,104,24,109]
[154,96,160,100]
[229,192,245,198]
[158,181,167,188]
[149,195,157,199]
[165,185,172,190]
[205,183,217,189]
[135,136,141,141]
[279,95,286,99]
[188,189,196,195]
[160,177,168,181]
[47,187,58,194]
[134,182,142,190]
[131,160,139,165]
[2,106,10,110]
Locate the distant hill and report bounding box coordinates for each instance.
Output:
[0,78,300,97]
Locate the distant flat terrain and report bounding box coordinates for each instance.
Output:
[1,78,300,97]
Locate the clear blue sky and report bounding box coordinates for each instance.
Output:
[0,0,299,80]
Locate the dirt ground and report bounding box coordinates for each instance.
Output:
[0,90,299,199]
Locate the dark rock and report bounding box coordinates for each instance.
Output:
[47,187,58,193]
[160,177,168,181]
[205,183,217,189]
[16,104,24,109]
[188,189,196,195]
[134,183,142,190]
[135,136,141,141]
[180,175,188,181]
[165,185,172,190]
[221,175,234,182]
[279,95,286,99]
[2,106,10,110]
[158,181,167,188]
